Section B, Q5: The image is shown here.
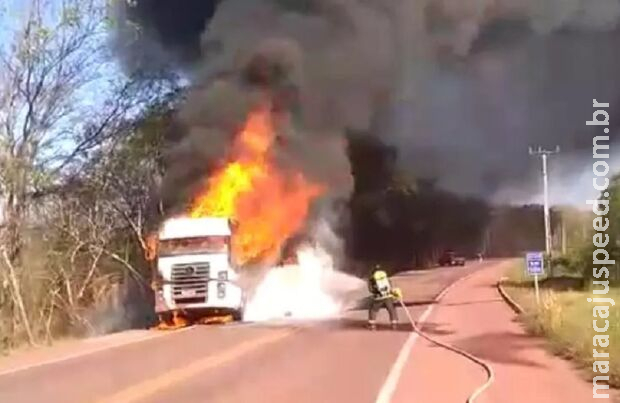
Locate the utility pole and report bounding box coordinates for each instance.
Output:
[561,214,567,254]
[529,146,560,278]
[482,209,495,258]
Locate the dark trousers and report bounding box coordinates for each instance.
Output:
[368,297,398,323]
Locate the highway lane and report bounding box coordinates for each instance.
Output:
[0,262,485,403]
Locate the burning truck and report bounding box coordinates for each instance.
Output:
[152,216,245,327]
[150,105,325,328]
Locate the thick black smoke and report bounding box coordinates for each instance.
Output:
[157,38,352,215]
[115,0,620,204]
[113,0,218,70]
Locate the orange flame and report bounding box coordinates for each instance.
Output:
[190,106,323,266]
[144,233,158,262]
[153,311,189,331]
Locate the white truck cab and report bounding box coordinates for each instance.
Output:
[153,217,244,320]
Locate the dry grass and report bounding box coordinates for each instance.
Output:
[504,261,620,388]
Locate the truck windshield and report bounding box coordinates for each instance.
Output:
[159,236,229,257]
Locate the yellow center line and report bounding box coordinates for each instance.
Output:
[93,329,296,403]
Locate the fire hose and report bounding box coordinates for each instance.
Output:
[396,295,495,403]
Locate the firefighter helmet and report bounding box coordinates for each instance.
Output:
[373,270,388,281]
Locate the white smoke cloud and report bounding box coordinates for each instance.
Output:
[243,213,364,322]
[492,135,620,207]
[529,0,620,33]
[243,244,364,321]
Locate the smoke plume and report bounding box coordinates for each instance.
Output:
[116,0,620,204]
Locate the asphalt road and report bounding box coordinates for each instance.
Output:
[0,260,603,403]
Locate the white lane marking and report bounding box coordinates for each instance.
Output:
[375,304,434,403]
[0,326,197,377]
[374,269,479,403]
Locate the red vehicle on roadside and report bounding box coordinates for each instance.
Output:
[438,250,466,267]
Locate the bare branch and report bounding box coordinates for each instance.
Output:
[0,248,36,346]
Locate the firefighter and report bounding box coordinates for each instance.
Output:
[367,266,402,330]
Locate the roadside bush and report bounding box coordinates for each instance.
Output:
[505,263,620,388]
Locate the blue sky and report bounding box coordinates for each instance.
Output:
[0,0,132,170]
[0,0,25,43]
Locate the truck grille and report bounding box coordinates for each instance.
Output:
[171,263,210,303]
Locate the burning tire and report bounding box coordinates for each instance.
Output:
[154,311,190,330]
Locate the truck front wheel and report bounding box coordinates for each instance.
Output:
[232,308,244,322]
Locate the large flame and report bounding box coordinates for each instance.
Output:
[190,106,323,266]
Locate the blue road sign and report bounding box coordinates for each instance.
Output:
[525,252,545,276]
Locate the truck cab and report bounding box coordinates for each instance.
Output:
[153,217,245,321]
